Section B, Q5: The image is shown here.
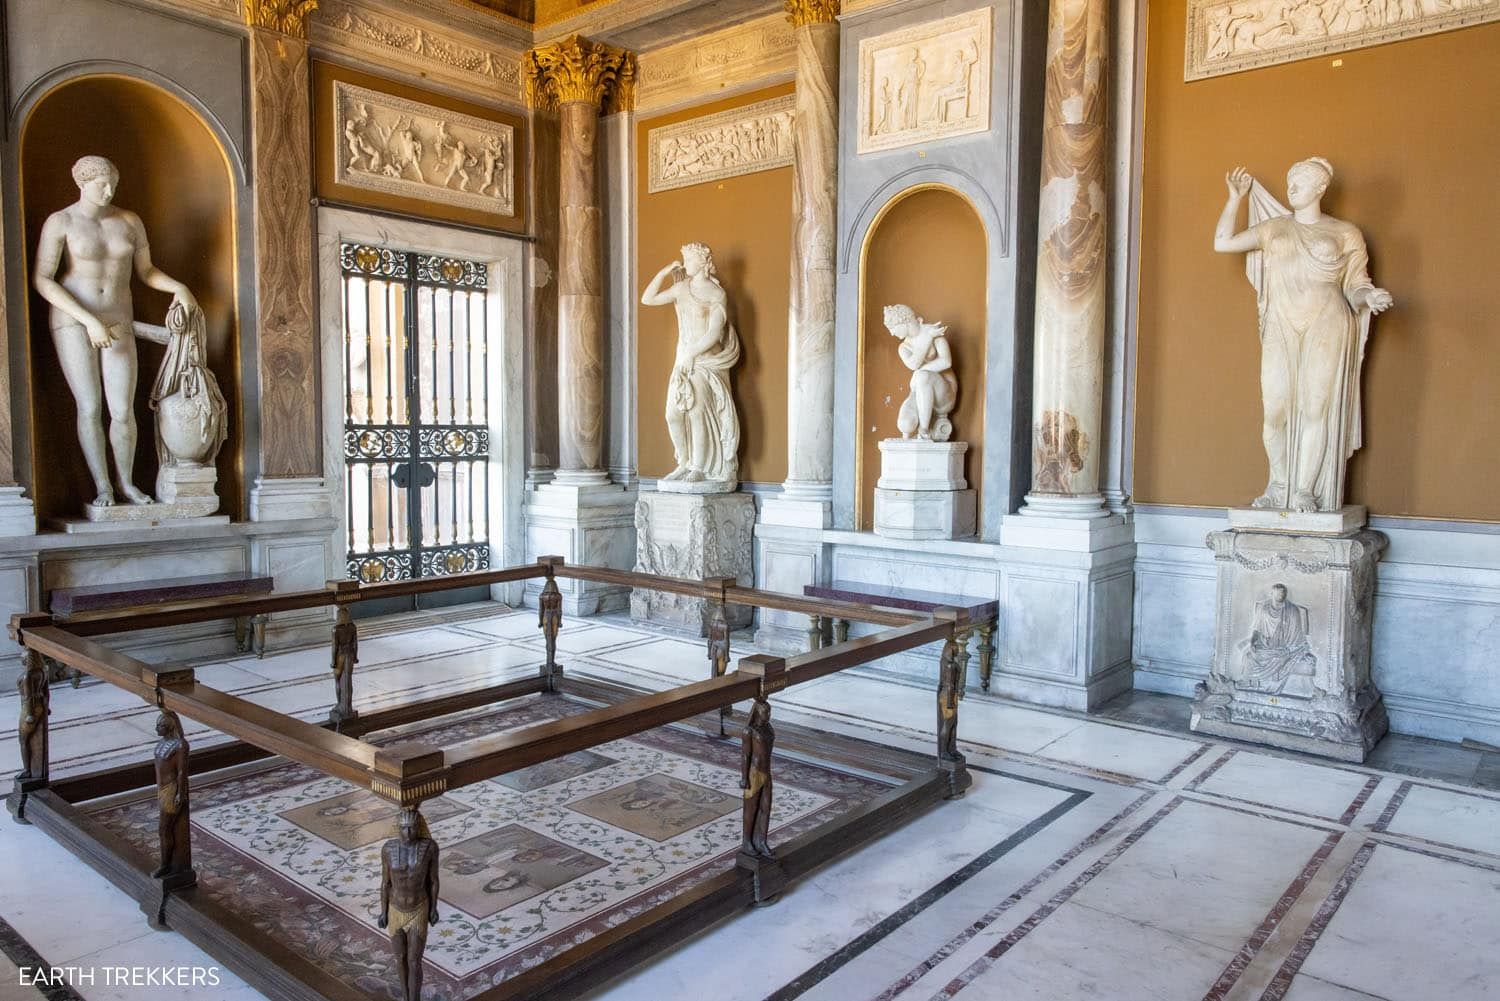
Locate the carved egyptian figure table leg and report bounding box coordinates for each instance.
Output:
[976,621,995,692]
[737,694,785,905]
[9,649,51,823]
[539,574,563,691]
[380,805,441,1001]
[329,606,359,730]
[936,636,971,798]
[149,708,196,927]
[706,599,732,737]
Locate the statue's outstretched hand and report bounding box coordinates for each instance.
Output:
[1362,287,1394,315]
[1226,167,1253,198]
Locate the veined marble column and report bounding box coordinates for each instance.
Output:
[781,0,840,505]
[246,1,323,518]
[1024,0,1109,518]
[523,37,635,487]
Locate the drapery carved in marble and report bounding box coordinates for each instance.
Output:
[647,96,794,193]
[1186,0,1499,81]
[334,81,515,216]
[856,8,992,154]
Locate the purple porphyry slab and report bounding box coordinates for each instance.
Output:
[50,571,274,616]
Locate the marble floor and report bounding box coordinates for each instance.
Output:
[1,604,1497,1001]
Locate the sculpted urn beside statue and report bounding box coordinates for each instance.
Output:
[33,156,229,528]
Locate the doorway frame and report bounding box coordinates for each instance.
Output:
[316,206,527,607]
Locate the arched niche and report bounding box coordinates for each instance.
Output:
[856,186,987,532]
[19,73,243,522]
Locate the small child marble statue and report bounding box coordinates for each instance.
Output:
[884,304,958,442]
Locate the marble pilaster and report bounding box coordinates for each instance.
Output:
[1023,0,1109,518]
[0,163,37,536]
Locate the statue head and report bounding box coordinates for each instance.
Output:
[398,807,421,843]
[155,710,180,739]
[1270,583,1289,607]
[883,303,919,338]
[71,155,119,208]
[680,242,716,279]
[1286,157,1333,211]
[749,698,771,728]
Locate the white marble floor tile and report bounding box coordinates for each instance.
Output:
[1382,783,1500,857]
[357,643,540,696]
[450,611,545,640]
[357,628,492,664]
[1033,720,1204,782]
[1282,975,1390,1000]
[532,623,659,655]
[1298,844,1500,1001]
[1193,751,1376,821]
[588,636,716,684]
[46,716,161,767]
[68,928,260,1001]
[224,645,340,683]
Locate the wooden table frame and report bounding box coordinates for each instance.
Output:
[7,557,974,1001]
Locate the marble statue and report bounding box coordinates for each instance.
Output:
[1213,158,1393,513]
[641,243,742,490]
[884,304,958,442]
[1235,583,1317,698]
[33,156,227,517]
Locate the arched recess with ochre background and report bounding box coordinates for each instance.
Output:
[856,185,987,532]
[18,72,244,522]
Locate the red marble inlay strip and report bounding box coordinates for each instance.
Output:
[1160,742,1217,785]
[1199,830,1344,1001]
[1256,839,1378,1001]
[1183,748,1239,792]
[1371,780,1413,833]
[1337,775,1384,827]
[868,792,1156,1001]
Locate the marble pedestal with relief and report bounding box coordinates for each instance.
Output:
[1191,507,1389,762]
[873,440,975,540]
[632,490,755,635]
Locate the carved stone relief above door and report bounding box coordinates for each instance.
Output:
[856,7,992,155]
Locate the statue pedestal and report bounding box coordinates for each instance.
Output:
[1191,517,1389,762]
[156,464,220,514]
[873,440,975,540]
[632,490,755,635]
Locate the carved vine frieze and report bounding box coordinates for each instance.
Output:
[647,95,794,193]
[315,0,523,97]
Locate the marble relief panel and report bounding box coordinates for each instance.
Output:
[646,95,795,193]
[333,80,515,216]
[856,8,993,155]
[1186,0,1500,81]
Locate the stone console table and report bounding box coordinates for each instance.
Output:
[803,581,997,690]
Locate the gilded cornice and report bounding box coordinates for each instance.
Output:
[784,0,838,29]
[523,35,636,111]
[244,0,321,37]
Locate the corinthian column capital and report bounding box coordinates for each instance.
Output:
[243,0,319,38]
[784,0,840,28]
[523,35,637,112]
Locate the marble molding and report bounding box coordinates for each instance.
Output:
[635,14,795,114]
[631,491,755,634]
[873,440,973,540]
[646,95,794,194]
[782,1,840,501]
[856,7,992,155]
[1192,524,1389,762]
[249,25,321,483]
[333,81,515,216]
[1186,0,1500,81]
[1025,0,1108,513]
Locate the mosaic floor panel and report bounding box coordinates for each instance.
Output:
[85,695,899,1001]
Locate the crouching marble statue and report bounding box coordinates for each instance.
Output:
[34,155,228,525]
[873,305,973,540]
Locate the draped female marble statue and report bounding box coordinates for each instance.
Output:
[1213,157,1393,513]
[884,304,958,442]
[641,243,742,490]
[33,155,201,510]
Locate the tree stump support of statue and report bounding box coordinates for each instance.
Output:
[735,656,786,906]
[1194,158,1394,762]
[329,581,360,730]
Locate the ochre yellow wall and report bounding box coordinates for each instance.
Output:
[858,188,986,531]
[1135,11,1500,519]
[21,75,242,521]
[636,83,794,484]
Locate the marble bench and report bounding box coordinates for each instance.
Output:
[803,581,998,691]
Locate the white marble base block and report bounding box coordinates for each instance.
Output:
[1191,521,1389,763]
[632,490,755,635]
[1227,504,1367,536]
[524,480,637,616]
[873,439,973,540]
[156,463,219,509]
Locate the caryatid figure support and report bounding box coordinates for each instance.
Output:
[523,36,636,486]
[781,0,840,503]
[1024,0,1110,517]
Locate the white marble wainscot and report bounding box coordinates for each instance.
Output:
[632,490,755,634]
[1133,506,1500,746]
[751,520,1136,710]
[0,517,338,686]
[523,480,638,616]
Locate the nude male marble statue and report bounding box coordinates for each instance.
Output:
[884,304,958,442]
[379,807,440,1001]
[33,155,199,509]
[641,243,742,490]
[1213,157,1393,513]
[1236,583,1318,699]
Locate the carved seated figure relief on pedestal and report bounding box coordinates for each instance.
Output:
[1234,583,1318,699]
[1212,156,1393,514]
[640,242,742,493]
[884,304,958,442]
[33,155,229,522]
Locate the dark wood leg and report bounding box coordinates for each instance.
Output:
[832,618,849,644]
[9,649,50,824]
[936,636,971,799]
[148,708,196,927]
[954,627,973,697]
[977,622,995,692]
[252,614,268,658]
[380,805,441,1001]
[737,696,785,904]
[233,616,250,653]
[806,614,823,652]
[706,601,732,738]
[539,575,563,691]
[329,607,359,730]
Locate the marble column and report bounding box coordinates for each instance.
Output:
[1023,0,1109,518]
[246,2,324,519]
[781,0,840,506]
[523,37,635,487]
